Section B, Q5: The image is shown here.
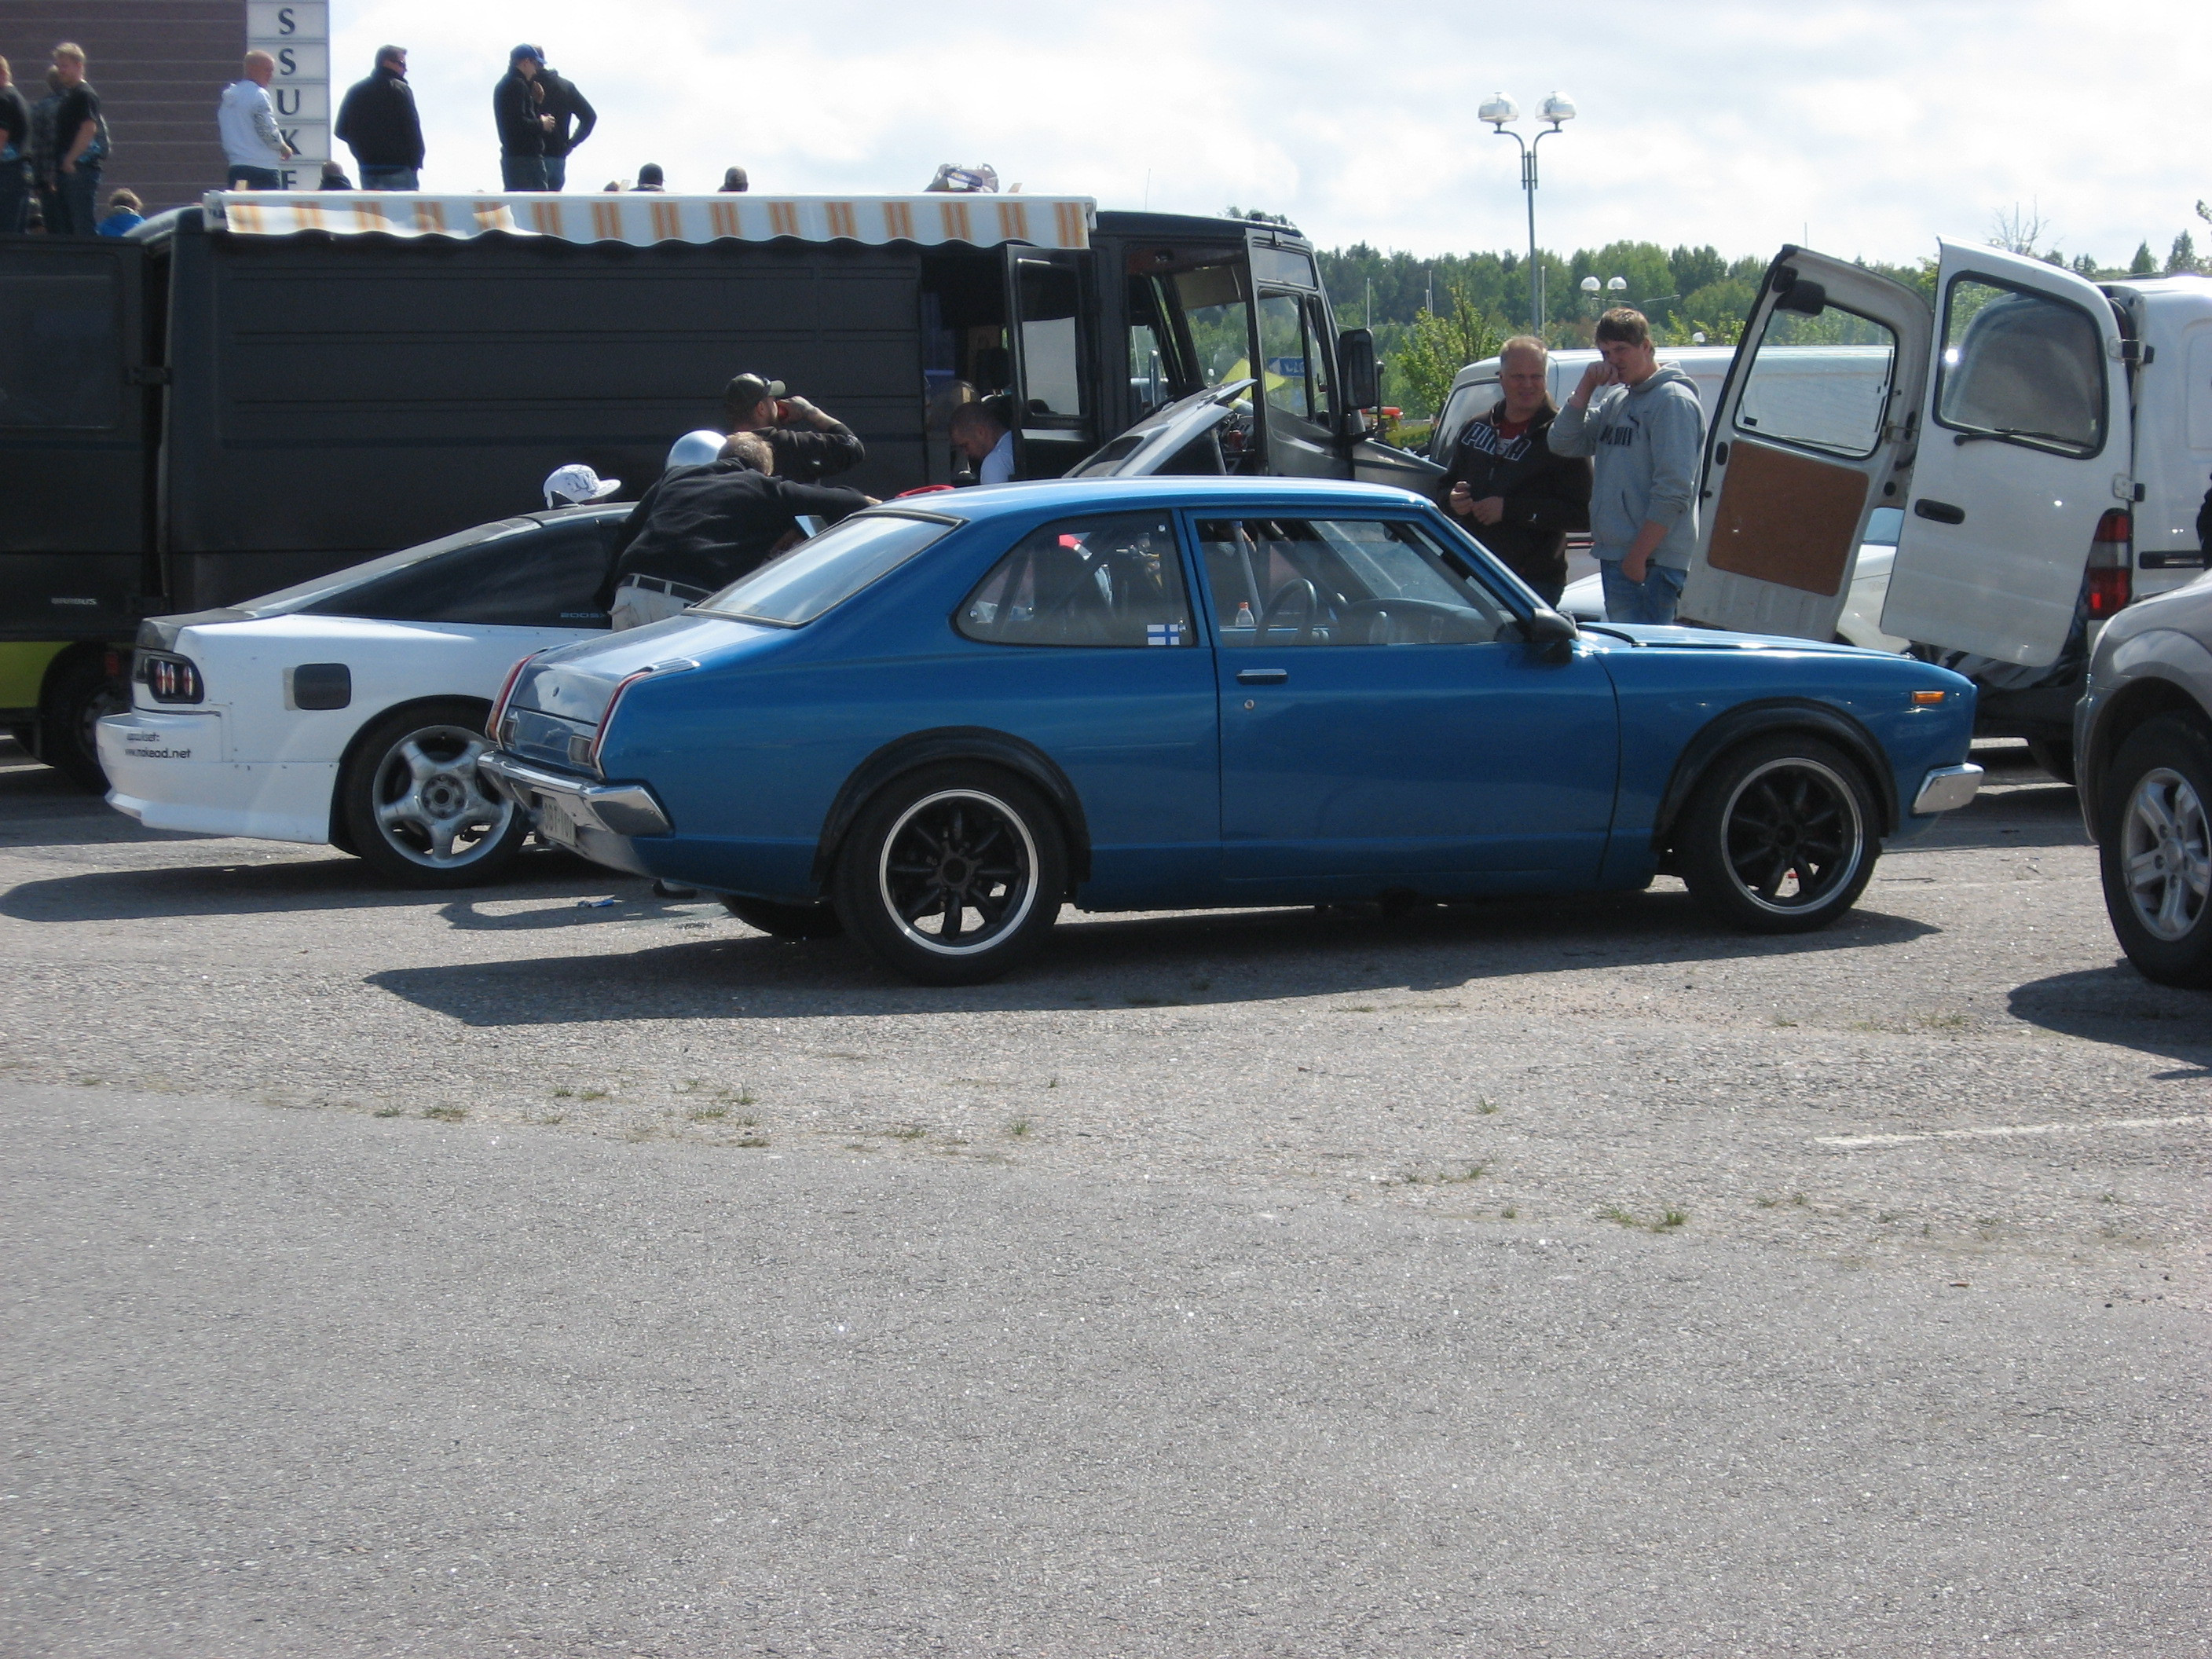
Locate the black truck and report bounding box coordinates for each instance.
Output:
[0,192,1435,785]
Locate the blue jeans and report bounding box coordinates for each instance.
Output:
[228,164,282,189]
[0,162,27,233]
[1599,561,1686,625]
[55,163,100,234]
[360,165,419,190]
[500,153,548,191]
[542,155,566,190]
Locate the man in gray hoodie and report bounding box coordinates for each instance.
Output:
[1547,307,1706,624]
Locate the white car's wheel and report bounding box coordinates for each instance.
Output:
[340,699,529,888]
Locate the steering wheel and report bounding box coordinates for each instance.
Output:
[1335,596,1489,645]
[1257,578,1320,644]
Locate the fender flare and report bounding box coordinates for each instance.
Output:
[811,727,1092,889]
[1652,699,1899,848]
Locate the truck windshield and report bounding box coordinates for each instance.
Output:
[696,511,958,627]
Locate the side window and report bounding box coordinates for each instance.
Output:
[1258,292,1317,422]
[958,512,1193,648]
[1196,517,1511,647]
[304,520,617,627]
[1734,309,1897,458]
[0,266,119,430]
[1935,277,2105,456]
[1304,297,1334,421]
[1014,258,1085,423]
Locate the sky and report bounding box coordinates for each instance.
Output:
[337,0,2211,268]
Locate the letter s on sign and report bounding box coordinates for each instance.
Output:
[276,6,295,34]
[279,47,296,73]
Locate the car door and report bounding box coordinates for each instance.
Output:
[1677,251,1928,644]
[1878,240,2133,667]
[1192,510,1618,895]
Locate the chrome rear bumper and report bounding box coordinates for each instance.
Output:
[1911,763,1984,815]
[479,752,672,838]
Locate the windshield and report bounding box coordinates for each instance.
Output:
[695,511,958,626]
[234,520,541,614]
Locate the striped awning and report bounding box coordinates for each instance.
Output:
[204,191,1094,250]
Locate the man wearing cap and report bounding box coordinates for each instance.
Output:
[493,45,554,192]
[723,373,865,485]
[602,434,875,630]
[542,463,621,510]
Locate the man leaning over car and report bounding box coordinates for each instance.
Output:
[1436,335,1591,606]
[602,434,876,629]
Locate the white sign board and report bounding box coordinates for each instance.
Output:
[246,1,330,185]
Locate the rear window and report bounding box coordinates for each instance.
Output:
[696,511,958,627]
[239,521,539,613]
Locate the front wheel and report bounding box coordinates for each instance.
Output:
[2097,716,2212,987]
[339,699,529,888]
[831,764,1067,984]
[1677,734,1878,933]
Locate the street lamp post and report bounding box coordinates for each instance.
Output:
[1481,91,1576,338]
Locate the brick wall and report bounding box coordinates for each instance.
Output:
[1,1,240,212]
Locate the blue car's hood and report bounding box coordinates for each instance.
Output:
[1577,622,1877,655]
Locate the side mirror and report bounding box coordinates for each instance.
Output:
[1338,328,1379,412]
[1522,606,1579,645]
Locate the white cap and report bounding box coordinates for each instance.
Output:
[543,463,623,508]
[665,429,727,470]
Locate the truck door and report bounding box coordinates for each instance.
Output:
[1676,250,1929,643]
[1254,286,1339,478]
[1879,240,2133,667]
[0,235,152,638]
[1005,249,1093,478]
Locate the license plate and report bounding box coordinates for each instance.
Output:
[535,792,580,848]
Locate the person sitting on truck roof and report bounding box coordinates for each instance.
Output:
[1435,335,1591,607]
[719,166,748,192]
[93,188,141,235]
[335,46,424,191]
[950,400,1014,485]
[723,373,866,484]
[494,45,553,192]
[602,434,876,630]
[633,162,666,192]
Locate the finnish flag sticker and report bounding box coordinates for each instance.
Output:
[1146,622,1185,646]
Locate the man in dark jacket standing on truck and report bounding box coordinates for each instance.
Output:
[335,46,424,189]
[493,45,552,191]
[535,57,595,192]
[1436,335,1590,605]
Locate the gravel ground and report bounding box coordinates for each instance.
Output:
[2,734,2207,1655]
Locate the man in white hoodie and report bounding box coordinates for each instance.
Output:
[218,50,292,189]
[1547,307,1706,625]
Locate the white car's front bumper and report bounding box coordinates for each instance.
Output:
[97,711,338,844]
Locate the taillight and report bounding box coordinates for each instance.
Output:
[2086,509,2132,620]
[137,651,204,704]
[487,652,537,738]
[587,668,656,774]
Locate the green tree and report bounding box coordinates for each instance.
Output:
[2167,230,2199,274]
[1391,279,1503,420]
[2129,241,2158,276]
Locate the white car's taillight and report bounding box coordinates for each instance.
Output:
[137,651,205,704]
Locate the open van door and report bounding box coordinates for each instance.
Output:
[1005,249,1093,478]
[1677,250,1928,643]
[1878,240,2132,667]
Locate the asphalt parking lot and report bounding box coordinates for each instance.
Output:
[3,735,2207,1656]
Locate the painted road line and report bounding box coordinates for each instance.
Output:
[1818,1113,2210,1149]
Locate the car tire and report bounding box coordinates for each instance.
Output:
[720,895,844,939]
[831,764,1066,985]
[2097,715,2212,988]
[1678,734,1879,934]
[38,649,126,793]
[2027,737,2077,786]
[338,699,529,888]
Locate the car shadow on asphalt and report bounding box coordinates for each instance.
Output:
[364,889,1939,1024]
[2008,966,2212,1072]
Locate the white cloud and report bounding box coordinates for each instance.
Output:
[335,0,2212,266]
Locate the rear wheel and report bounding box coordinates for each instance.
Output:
[1678,734,1878,933]
[339,699,528,888]
[831,764,1066,985]
[2097,716,2212,988]
[720,895,844,939]
[38,649,126,793]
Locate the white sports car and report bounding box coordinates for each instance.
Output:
[97,507,627,886]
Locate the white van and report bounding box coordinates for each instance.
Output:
[1676,244,2212,777]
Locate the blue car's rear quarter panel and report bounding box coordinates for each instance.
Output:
[1592,636,1976,881]
[595,583,1222,907]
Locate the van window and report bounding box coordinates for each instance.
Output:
[1174,261,1254,389]
[0,267,119,430]
[2188,330,2212,453]
[1013,258,1084,423]
[1935,277,2104,457]
[1734,327,1897,460]
[1431,379,1496,459]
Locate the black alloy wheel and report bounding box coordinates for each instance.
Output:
[2097,716,2212,987]
[833,763,1067,985]
[339,698,530,888]
[1679,734,1878,933]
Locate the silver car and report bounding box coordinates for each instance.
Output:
[2076,571,2212,986]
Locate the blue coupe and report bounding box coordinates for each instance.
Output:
[481,479,1982,984]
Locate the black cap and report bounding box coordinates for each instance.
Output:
[723,373,787,411]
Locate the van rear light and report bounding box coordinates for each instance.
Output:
[137,651,204,704]
[2087,509,2132,620]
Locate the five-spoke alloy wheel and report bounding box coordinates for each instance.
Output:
[833,764,1066,983]
[1679,734,1878,932]
[340,699,529,887]
[2099,716,2212,987]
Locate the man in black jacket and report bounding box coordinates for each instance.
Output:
[0,57,31,234]
[335,46,423,189]
[605,434,876,628]
[723,372,867,483]
[1436,335,1591,606]
[493,45,551,191]
[535,57,595,192]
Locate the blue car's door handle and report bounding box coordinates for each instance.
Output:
[1236,668,1289,684]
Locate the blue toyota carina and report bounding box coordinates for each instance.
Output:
[481,478,1982,985]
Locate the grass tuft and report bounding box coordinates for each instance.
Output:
[423,1105,466,1122]
[1008,1118,1033,1137]
[373,1106,404,1119]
